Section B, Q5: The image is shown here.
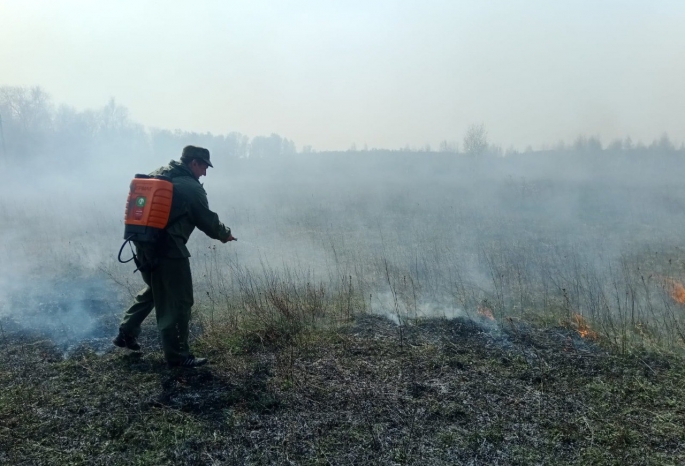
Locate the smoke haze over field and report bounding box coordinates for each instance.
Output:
[1,1,685,350]
[2,112,685,348]
[1,1,684,150]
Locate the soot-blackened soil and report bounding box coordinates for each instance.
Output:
[1,314,684,465]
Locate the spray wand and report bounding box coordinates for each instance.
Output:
[222,234,238,243]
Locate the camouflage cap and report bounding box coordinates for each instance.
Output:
[181,145,213,168]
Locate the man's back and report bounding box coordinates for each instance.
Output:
[140,160,231,258]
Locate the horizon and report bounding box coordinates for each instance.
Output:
[1,85,682,156]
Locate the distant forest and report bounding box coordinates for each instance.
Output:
[0,86,295,163]
[0,86,682,162]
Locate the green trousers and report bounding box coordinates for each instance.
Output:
[119,253,194,364]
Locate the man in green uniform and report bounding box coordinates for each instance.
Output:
[113,145,236,367]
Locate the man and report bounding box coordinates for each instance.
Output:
[113,145,236,367]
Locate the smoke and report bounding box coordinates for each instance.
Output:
[0,162,128,354]
[2,93,685,353]
[370,291,500,333]
[1,275,123,354]
[371,292,463,323]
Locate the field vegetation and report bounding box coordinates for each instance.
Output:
[1,88,685,463]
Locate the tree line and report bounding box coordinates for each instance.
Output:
[0,86,682,161]
[0,86,296,162]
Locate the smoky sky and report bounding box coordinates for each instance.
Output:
[1,0,684,151]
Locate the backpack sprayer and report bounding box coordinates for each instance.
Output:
[118,174,174,271]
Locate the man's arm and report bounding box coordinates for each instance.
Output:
[189,185,234,242]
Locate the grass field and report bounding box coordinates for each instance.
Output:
[2,151,685,463]
[2,310,685,465]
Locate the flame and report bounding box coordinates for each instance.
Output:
[477,305,495,321]
[664,278,685,304]
[572,313,597,340]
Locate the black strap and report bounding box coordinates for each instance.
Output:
[117,236,136,264]
[118,235,148,273]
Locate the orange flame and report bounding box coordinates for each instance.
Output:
[664,278,685,304]
[572,313,597,340]
[477,305,495,321]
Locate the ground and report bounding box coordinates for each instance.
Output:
[1,313,684,465]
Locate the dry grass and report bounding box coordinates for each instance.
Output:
[1,309,684,465]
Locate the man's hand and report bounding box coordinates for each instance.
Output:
[221,234,237,243]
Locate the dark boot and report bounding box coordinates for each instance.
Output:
[112,329,141,351]
[167,355,208,368]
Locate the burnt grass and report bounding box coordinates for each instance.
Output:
[1,314,685,465]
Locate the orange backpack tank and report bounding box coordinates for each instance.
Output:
[123,174,174,243]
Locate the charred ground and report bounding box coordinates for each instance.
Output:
[1,313,684,465]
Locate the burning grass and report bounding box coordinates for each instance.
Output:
[477,304,495,321]
[570,313,599,340]
[664,277,685,305]
[1,312,684,465]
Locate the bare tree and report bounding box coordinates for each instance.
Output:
[463,123,488,155]
[0,86,54,157]
[438,140,453,153]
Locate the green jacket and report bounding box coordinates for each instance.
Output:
[138,160,231,258]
